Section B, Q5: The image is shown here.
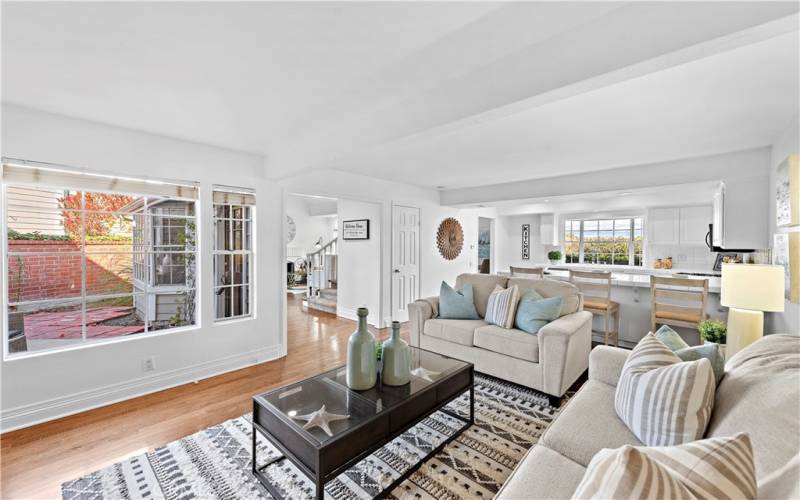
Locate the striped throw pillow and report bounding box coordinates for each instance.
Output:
[615,333,715,446]
[572,433,756,500]
[484,284,520,328]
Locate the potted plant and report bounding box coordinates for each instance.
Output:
[698,319,727,358]
[547,250,562,265]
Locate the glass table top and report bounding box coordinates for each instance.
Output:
[255,347,470,445]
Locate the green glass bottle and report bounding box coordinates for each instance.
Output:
[381,321,411,386]
[346,307,377,390]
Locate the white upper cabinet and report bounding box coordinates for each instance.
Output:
[648,207,679,245]
[715,177,769,250]
[679,206,713,246]
[540,214,558,246]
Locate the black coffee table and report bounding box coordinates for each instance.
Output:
[252,347,474,500]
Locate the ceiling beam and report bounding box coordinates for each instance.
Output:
[268,3,799,178]
[440,147,771,206]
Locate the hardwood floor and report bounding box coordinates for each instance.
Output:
[0,295,407,499]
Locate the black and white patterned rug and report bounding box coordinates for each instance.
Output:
[62,374,578,500]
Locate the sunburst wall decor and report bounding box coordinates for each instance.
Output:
[436,217,464,260]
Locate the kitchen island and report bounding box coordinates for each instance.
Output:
[500,265,726,346]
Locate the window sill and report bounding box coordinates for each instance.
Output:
[213,315,255,326]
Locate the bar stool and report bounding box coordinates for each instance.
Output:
[569,270,619,346]
[510,266,544,278]
[650,276,708,332]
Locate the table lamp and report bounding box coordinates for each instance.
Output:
[721,264,785,357]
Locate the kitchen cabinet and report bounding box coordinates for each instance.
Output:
[679,206,713,246]
[711,178,769,250]
[648,208,679,245]
[540,214,559,246]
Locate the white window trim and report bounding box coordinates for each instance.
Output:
[2,161,200,360]
[564,216,645,267]
[212,189,255,323]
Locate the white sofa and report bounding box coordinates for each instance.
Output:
[497,333,800,499]
[408,273,593,404]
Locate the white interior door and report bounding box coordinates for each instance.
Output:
[392,205,420,322]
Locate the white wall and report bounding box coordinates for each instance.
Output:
[494,214,551,272]
[285,196,336,260]
[337,200,381,326]
[279,169,484,326]
[767,117,800,334]
[1,104,285,430]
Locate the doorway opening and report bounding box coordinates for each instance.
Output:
[478,217,494,273]
[286,193,382,327]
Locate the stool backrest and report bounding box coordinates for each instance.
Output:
[569,270,612,304]
[650,276,708,329]
[510,266,544,278]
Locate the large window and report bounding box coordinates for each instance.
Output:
[213,188,255,321]
[563,217,643,266]
[3,161,198,356]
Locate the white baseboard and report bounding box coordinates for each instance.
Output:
[0,344,284,432]
[337,306,381,328]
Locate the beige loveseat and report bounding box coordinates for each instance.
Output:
[408,273,593,404]
[498,333,800,499]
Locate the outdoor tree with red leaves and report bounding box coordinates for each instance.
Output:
[60,193,136,237]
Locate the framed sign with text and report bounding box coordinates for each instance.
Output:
[522,224,530,260]
[342,219,370,240]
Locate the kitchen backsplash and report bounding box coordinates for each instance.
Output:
[646,244,716,270]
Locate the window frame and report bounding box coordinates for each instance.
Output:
[563,216,644,267]
[212,188,255,323]
[2,162,200,360]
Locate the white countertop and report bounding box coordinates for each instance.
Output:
[542,269,720,293]
[499,264,721,293]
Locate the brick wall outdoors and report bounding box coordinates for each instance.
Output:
[7,240,134,304]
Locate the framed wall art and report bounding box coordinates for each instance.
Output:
[342,219,370,240]
[776,154,799,228]
[521,224,530,260]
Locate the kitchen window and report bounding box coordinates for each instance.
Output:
[212,187,255,321]
[3,159,199,356]
[563,217,643,266]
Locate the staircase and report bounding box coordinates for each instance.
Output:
[303,238,338,314]
[306,287,337,314]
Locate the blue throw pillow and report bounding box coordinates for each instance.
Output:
[655,325,725,384]
[438,281,479,320]
[514,291,562,334]
[654,324,690,351]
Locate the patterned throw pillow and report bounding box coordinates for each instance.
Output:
[484,284,520,328]
[655,325,725,384]
[514,291,563,334]
[438,282,479,320]
[615,333,716,446]
[572,433,756,500]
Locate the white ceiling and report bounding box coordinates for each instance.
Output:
[3,2,799,190]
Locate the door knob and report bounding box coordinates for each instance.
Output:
[393,269,400,273]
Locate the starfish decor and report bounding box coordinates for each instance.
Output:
[411,367,442,382]
[291,405,350,437]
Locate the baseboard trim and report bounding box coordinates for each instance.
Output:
[0,344,284,432]
[337,306,380,328]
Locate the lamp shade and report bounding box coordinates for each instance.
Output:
[721,264,785,312]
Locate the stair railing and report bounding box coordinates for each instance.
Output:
[306,237,337,296]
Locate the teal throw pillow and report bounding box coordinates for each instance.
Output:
[654,324,690,351]
[655,325,725,384]
[514,291,562,334]
[438,281,479,320]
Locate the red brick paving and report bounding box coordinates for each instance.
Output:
[24,306,144,340]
